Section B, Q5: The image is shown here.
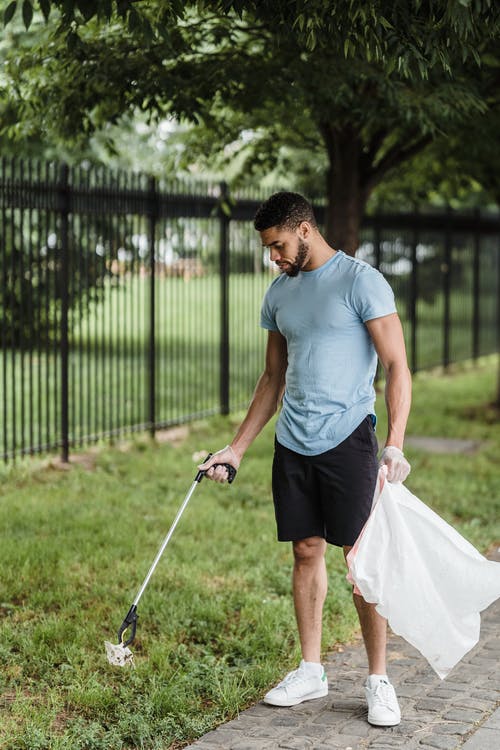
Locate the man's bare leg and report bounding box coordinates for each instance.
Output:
[293,536,328,663]
[343,545,400,725]
[352,595,388,674]
[262,535,328,706]
[343,545,387,674]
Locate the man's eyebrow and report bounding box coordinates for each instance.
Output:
[262,240,282,248]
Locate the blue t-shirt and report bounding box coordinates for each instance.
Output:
[260,250,397,455]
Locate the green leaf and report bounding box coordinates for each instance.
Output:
[100,0,112,21]
[386,57,396,75]
[127,7,140,33]
[76,0,97,22]
[116,0,131,18]
[231,0,245,19]
[306,28,316,50]
[295,15,305,32]
[38,0,50,21]
[22,0,33,29]
[4,1,17,26]
[171,0,186,16]
[62,0,75,20]
[220,198,232,217]
[66,29,80,50]
[482,53,500,68]
[379,16,394,30]
[141,16,154,42]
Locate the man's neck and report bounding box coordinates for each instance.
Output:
[303,241,337,271]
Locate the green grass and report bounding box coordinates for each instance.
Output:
[0,358,499,749]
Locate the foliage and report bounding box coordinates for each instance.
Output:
[4,1,498,76]
[2,1,500,251]
[371,47,500,210]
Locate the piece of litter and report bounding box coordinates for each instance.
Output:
[104,640,134,667]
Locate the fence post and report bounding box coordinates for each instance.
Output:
[59,163,70,462]
[148,176,157,437]
[443,206,452,369]
[372,211,382,385]
[496,237,500,407]
[374,213,381,270]
[472,208,481,361]
[219,181,230,416]
[410,210,419,374]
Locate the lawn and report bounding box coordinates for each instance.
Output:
[0,357,499,749]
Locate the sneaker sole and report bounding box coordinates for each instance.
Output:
[368,715,401,727]
[263,686,328,707]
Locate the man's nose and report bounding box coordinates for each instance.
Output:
[269,247,281,262]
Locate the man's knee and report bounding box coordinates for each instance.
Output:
[293,536,326,564]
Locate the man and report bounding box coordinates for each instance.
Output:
[199,192,411,726]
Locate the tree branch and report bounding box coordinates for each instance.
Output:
[363,128,389,167]
[366,133,434,190]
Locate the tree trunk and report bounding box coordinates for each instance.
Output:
[325,168,368,256]
[321,124,370,256]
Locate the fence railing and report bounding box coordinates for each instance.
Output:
[1,158,499,462]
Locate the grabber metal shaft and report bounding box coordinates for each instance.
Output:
[132,476,200,609]
[116,455,237,647]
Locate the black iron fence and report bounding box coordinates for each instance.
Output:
[1,158,499,462]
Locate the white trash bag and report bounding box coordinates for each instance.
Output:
[346,470,500,679]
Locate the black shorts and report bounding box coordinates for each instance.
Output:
[272,415,379,547]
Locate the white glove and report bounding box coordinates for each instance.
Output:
[197,445,240,484]
[379,445,411,483]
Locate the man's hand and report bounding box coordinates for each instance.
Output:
[379,446,411,483]
[198,445,241,484]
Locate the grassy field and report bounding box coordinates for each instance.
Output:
[0,357,498,749]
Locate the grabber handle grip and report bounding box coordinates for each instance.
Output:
[117,604,138,647]
[195,453,237,484]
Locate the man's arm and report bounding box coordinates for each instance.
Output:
[200,330,287,482]
[365,312,412,480]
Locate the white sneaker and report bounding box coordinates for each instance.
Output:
[364,675,401,726]
[263,661,328,707]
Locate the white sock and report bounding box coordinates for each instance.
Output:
[301,660,323,676]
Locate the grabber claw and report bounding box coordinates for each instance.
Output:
[104,605,137,667]
[117,604,138,647]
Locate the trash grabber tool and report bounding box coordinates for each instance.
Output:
[104,454,237,666]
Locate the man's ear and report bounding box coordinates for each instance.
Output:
[298,221,311,239]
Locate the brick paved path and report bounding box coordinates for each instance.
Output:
[186,597,500,750]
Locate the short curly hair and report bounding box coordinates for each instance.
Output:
[253,192,317,232]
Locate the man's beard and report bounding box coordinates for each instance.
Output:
[281,238,308,276]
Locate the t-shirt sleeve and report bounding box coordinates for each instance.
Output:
[260,287,279,331]
[351,267,397,322]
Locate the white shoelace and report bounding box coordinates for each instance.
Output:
[277,666,311,688]
[371,681,396,709]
